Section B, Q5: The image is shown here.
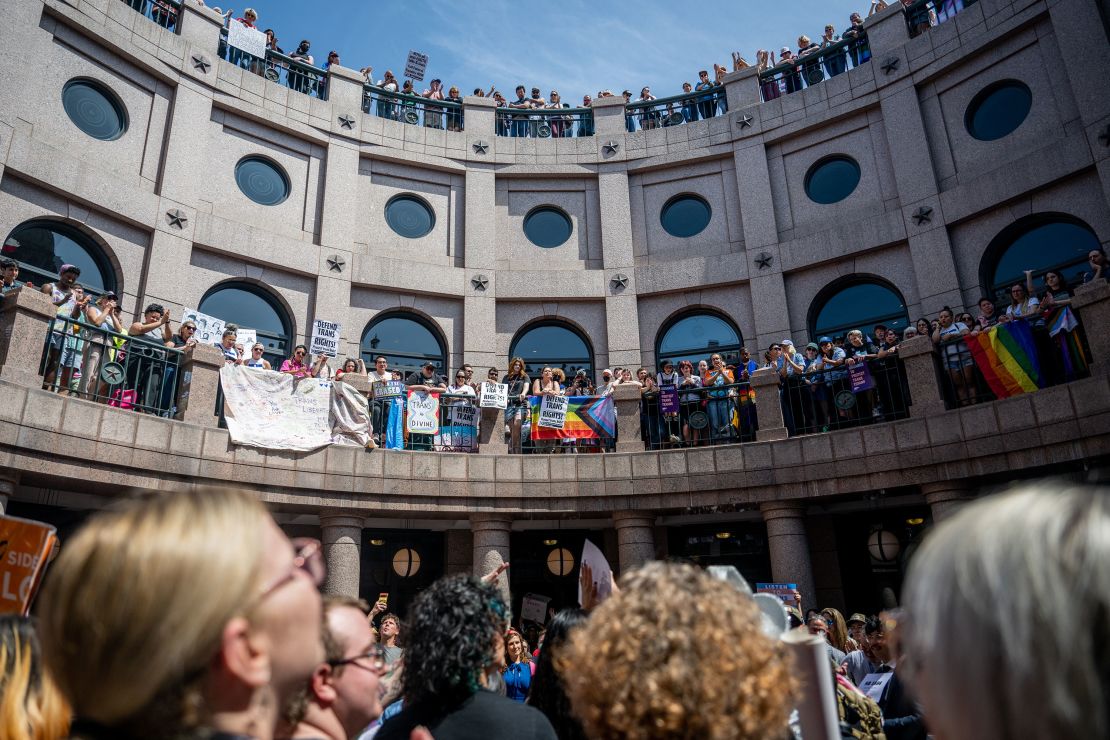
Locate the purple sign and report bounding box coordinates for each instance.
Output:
[849,363,874,392]
[659,387,680,414]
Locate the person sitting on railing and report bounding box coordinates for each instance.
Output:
[446,86,464,132]
[843,12,872,66]
[932,307,974,407]
[821,24,849,77]
[422,79,446,130]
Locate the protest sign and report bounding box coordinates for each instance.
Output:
[479,381,508,409]
[660,387,680,414]
[849,363,875,393]
[227,19,266,58]
[520,593,551,624]
[235,328,257,349]
[529,396,615,440]
[436,404,477,451]
[578,539,613,605]
[407,390,440,434]
[182,308,225,345]
[756,582,799,607]
[310,319,342,358]
[538,394,568,429]
[403,50,428,81]
[221,366,334,451]
[859,672,895,704]
[372,380,405,398]
[0,515,58,616]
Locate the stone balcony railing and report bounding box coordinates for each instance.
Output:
[3,279,1110,517]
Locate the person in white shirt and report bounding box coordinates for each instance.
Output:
[1000,281,1042,326]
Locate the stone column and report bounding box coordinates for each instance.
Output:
[896,334,946,417]
[178,0,225,57]
[750,368,788,441]
[761,502,816,612]
[176,343,226,427]
[478,406,507,454]
[1072,280,1110,375]
[722,65,763,111]
[612,511,655,575]
[599,168,642,370]
[471,514,511,602]
[463,152,498,371]
[0,288,55,389]
[590,95,628,139]
[611,383,643,452]
[921,480,972,523]
[445,529,474,576]
[320,512,363,598]
[462,96,497,144]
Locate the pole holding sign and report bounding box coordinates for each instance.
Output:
[310,319,342,358]
[538,394,569,429]
[403,50,428,81]
[479,382,508,409]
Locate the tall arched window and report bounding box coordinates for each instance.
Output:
[2,220,116,294]
[979,214,1102,302]
[809,277,910,341]
[199,282,292,368]
[360,313,447,378]
[509,321,594,379]
[655,311,744,369]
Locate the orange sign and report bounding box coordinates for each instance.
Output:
[0,515,57,616]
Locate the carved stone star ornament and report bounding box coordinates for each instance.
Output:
[338,114,355,130]
[471,274,489,291]
[755,252,773,270]
[165,209,188,228]
[326,255,346,273]
[737,114,753,129]
[912,206,933,226]
[472,140,489,154]
[602,141,620,155]
[191,54,211,74]
[881,57,900,75]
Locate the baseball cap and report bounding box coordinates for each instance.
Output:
[818,336,833,344]
[848,613,867,624]
[602,368,612,377]
[806,342,819,351]
[99,290,117,300]
[781,338,794,346]
[423,361,436,369]
[59,263,81,275]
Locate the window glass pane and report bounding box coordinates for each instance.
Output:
[235,157,290,206]
[360,316,445,377]
[62,79,127,141]
[966,81,1032,142]
[661,196,712,238]
[385,196,435,239]
[511,324,593,378]
[657,314,742,369]
[2,223,113,293]
[813,282,909,339]
[804,157,860,205]
[523,208,573,249]
[991,221,1099,296]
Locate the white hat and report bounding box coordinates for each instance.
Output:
[602,368,613,377]
[781,338,794,346]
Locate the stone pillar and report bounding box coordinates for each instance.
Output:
[0,288,55,389]
[445,529,474,576]
[599,168,641,370]
[176,343,226,427]
[463,154,498,370]
[722,65,762,111]
[590,95,628,139]
[750,368,788,441]
[861,1,913,61]
[1072,280,1110,375]
[761,502,816,613]
[462,96,497,144]
[896,334,946,417]
[471,514,511,602]
[611,383,643,452]
[612,511,655,575]
[320,512,363,598]
[478,406,507,454]
[178,0,225,57]
[921,480,973,523]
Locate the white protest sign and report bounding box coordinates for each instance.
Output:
[235,328,257,349]
[479,381,508,409]
[449,404,477,428]
[182,308,225,345]
[520,593,551,624]
[406,390,439,434]
[227,19,267,58]
[403,50,428,81]
[310,319,342,358]
[859,672,894,704]
[538,394,568,429]
[577,538,613,606]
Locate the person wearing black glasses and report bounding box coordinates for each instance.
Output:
[279,595,388,740]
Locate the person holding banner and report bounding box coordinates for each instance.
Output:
[245,342,272,370]
[406,362,446,451]
[281,344,328,379]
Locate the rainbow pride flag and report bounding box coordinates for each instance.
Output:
[528,396,616,439]
[964,319,1042,398]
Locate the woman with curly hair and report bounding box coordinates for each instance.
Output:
[561,561,795,739]
[502,629,533,702]
[820,606,859,654]
[0,616,70,740]
[528,609,589,740]
[376,575,556,740]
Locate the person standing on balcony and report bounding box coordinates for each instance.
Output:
[1084,248,1108,283]
[577,94,594,137]
[704,353,735,440]
[502,357,530,453]
[695,70,715,120]
[376,70,399,120]
[287,40,315,96]
[509,86,532,137]
[446,85,463,132]
[843,12,872,66]
[1000,282,1041,326]
[80,291,123,399]
[932,307,974,407]
[0,257,28,293]
[405,361,446,451]
[423,78,445,130]
[545,90,570,137]
[822,24,848,76]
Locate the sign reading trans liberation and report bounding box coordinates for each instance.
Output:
[403,50,428,81]
[529,396,616,439]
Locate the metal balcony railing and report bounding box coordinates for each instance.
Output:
[758,36,871,102]
[362,86,465,131]
[624,86,727,130]
[219,31,329,100]
[121,0,181,33]
[494,107,595,138]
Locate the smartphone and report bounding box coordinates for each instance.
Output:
[378,592,389,606]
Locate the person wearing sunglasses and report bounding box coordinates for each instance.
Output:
[281,343,328,379]
[246,342,272,370]
[280,596,388,740]
[39,487,325,740]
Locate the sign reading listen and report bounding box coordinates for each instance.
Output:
[310,319,341,358]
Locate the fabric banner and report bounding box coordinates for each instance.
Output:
[964,318,1042,399]
[227,19,267,57]
[529,396,616,440]
[220,366,371,451]
[849,363,874,392]
[407,390,440,434]
[435,404,477,452]
[0,515,57,616]
[1046,306,1088,380]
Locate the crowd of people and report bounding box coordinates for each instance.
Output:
[4,481,1107,739]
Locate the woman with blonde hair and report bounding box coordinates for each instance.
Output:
[820,607,858,654]
[38,487,325,740]
[0,616,69,740]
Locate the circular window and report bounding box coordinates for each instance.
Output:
[965,80,1032,141]
[392,548,421,578]
[385,195,436,239]
[523,207,573,249]
[804,156,861,205]
[546,547,575,576]
[660,194,712,238]
[62,79,127,141]
[234,156,291,206]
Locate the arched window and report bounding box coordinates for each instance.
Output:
[1,220,116,294]
[199,282,292,368]
[809,278,910,341]
[509,321,594,379]
[980,214,1102,302]
[360,313,447,378]
[655,311,744,369]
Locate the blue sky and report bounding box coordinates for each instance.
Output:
[244,0,872,100]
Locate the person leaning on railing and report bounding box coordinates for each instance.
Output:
[842,11,872,66]
[405,361,447,452]
[422,78,446,130]
[502,357,531,453]
[843,329,883,422]
[281,343,327,377]
[820,24,849,77]
[445,86,464,132]
[79,290,124,399]
[932,307,974,407]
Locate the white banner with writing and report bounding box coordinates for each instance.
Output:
[310,319,342,357]
[227,19,267,58]
[538,394,568,429]
[406,390,440,434]
[182,308,225,346]
[479,381,508,408]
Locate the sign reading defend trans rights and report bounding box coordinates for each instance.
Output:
[310,319,341,358]
[538,395,568,429]
[403,50,428,81]
[479,382,508,408]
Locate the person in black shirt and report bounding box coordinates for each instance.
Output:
[404,362,446,451]
[376,575,557,740]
